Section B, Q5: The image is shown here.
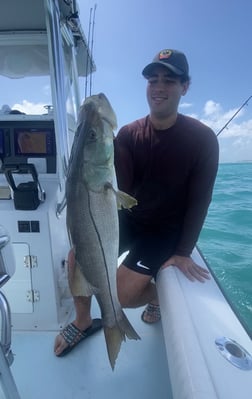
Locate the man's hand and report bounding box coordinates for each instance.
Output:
[161,255,210,283]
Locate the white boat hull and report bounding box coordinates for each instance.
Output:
[157,248,252,399]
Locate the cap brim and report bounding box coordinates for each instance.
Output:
[142,62,183,78]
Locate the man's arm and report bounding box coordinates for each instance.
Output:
[175,131,219,257]
[163,131,219,282]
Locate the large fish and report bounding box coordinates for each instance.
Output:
[66,93,140,370]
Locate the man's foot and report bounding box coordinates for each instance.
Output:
[141,303,161,324]
[54,319,102,357]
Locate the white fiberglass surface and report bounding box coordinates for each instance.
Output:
[8,304,172,399]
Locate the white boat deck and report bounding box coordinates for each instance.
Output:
[1,250,252,399]
[5,303,172,399]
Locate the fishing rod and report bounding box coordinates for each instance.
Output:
[216,95,252,137]
[85,7,93,99]
[89,3,97,96]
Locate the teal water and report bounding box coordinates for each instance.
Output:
[198,162,252,337]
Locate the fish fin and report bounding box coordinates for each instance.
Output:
[103,311,140,370]
[104,182,137,210]
[116,190,138,210]
[80,279,99,297]
[103,325,125,371]
[72,260,99,297]
[119,310,141,341]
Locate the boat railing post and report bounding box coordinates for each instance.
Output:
[0,292,21,399]
[0,230,21,399]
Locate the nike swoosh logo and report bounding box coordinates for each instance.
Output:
[136,260,150,270]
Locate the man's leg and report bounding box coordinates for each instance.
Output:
[54,296,92,355]
[54,249,98,356]
[55,251,161,355]
[117,264,158,308]
[117,264,160,323]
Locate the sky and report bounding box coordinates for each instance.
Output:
[1,0,252,163]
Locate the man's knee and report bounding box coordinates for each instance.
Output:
[117,265,134,307]
[117,264,152,308]
[118,288,135,308]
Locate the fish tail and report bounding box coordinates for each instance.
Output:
[119,310,141,341]
[104,311,140,370]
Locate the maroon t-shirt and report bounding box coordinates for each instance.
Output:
[114,113,219,257]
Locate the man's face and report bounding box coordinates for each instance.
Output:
[146,66,189,119]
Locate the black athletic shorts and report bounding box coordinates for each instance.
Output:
[118,210,180,279]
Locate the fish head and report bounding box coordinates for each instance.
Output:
[75,93,117,191]
[84,93,117,131]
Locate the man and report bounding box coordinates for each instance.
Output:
[54,48,219,356]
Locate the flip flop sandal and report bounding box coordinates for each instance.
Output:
[57,318,102,357]
[141,303,161,324]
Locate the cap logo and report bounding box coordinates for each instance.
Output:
[159,49,172,60]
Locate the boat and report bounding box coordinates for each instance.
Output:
[0,1,251,398]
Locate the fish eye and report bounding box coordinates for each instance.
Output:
[88,129,97,141]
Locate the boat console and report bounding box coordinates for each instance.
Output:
[0,114,72,331]
[0,117,56,175]
[0,116,56,210]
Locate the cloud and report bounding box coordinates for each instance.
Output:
[9,98,252,162]
[221,119,252,138]
[179,102,193,109]
[196,100,251,139]
[12,100,47,114]
[218,135,252,162]
[203,100,222,117]
[187,99,252,162]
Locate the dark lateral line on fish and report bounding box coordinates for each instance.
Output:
[87,190,118,316]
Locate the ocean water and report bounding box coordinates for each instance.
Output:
[198,162,252,337]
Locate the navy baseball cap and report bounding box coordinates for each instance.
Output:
[142,49,189,78]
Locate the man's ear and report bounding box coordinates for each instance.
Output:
[181,81,189,96]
